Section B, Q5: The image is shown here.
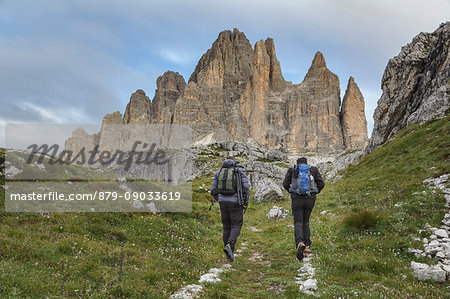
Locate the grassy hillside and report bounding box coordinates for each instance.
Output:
[0,114,449,298]
[0,156,225,297]
[192,115,450,298]
[310,114,450,297]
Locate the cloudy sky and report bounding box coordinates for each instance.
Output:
[1,0,448,146]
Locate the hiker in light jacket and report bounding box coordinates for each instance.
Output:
[210,156,249,262]
[283,157,325,261]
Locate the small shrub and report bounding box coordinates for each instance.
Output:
[342,210,381,231]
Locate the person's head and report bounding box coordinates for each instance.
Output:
[222,156,236,168]
[297,157,307,164]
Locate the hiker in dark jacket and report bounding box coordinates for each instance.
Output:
[210,156,249,262]
[283,157,325,260]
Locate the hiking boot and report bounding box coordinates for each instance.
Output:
[304,247,311,257]
[224,243,234,262]
[296,242,306,261]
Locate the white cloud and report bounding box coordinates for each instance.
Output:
[159,48,193,65]
[21,102,66,123]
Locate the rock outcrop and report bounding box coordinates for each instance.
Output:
[340,77,369,149]
[64,127,98,154]
[98,111,123,153]
[188,28,254,90]
[151,71,186,124]
[368,22,450,151]
[282,51,345,153]
[123,90,152,124]
[67,28,369,155]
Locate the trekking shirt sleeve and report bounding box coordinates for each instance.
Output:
[283,167,294,192]
[210,171,220,201]
[240,169,250,205]
[311,167,325,193]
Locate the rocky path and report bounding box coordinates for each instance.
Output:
[295,253,318,296]
[170,242,248,299]
[169,262,232,299]
[410,174,450,282]
[170,205,320,298]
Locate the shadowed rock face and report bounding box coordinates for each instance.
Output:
[368,22,450,152]
[340,77,369,149]
[70,28,369,154]
[188,28,254,91]
[151,71,186,124]
[123,90,151,124]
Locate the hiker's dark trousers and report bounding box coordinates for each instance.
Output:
[219,201,244,251]
[291,196,316,247]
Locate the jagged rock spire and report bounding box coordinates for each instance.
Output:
[340,77,369,149]
[123,90,152,124]
[264,38,286,91]
[303,51,333,81]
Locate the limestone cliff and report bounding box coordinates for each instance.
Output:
[67,28,369,154]
[98,111,123,153]
[151,71,186,124]
[340,77,369,149]
[368,22,450,151]
[123,90,152,124]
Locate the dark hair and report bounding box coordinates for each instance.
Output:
[226,156,235,160]
[297,157,307,164]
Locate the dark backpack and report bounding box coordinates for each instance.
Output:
[290,164,318,195]
[216,167,237,195]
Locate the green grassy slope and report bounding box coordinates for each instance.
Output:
[0,114,449,298]
[198,115,450,298]
[0,156,225,298]
[311,115,450,297]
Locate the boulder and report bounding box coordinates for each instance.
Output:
[411,261,446,282]
[266,206,289,219]
[254,177,284,202]
[435,229,449,239]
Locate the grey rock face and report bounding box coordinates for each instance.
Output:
[64,127,98,154]
[317,150,365,182]
[189,142,289,202]
[368,22,450,152]
[253,177,284,202]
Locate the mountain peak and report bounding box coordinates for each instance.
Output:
[188,28,253,88]
[340,76,368,149]
[311,51,326,68]
[303,51,337,84]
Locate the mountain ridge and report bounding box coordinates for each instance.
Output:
[67,28,368,155]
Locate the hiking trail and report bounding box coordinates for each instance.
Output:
[170,204,320,298]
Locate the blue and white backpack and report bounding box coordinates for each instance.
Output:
[289,164,318,196]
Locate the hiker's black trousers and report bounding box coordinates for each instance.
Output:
[291,196,316,247]
[219,201,244,251]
